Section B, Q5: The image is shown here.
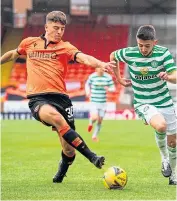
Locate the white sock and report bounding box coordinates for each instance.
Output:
[92,124,101,138]
[168,146,176,174]
[155,131,168,161]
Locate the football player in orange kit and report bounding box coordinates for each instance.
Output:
[1,11,116,183]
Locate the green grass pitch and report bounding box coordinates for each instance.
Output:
[1,120,176,200]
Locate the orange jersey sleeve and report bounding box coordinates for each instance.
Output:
[65,42,81,61]
[17,38,29,55]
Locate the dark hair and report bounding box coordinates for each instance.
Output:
[136,25,156,40]
[46,11,67,25]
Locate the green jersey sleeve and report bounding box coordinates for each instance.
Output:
[114,48,128,63]
[163,49,176,73]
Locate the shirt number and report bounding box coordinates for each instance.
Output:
[65,106,74,118]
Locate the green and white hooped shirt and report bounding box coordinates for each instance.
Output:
[114,45,176,108]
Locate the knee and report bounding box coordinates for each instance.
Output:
[92,116,98,122]
[64,149,76,158]
[155,122,167,133]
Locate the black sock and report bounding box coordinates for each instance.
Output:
[59,151,76,174]
[62,129,96,161]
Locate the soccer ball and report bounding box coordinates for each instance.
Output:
[103,166,128,190]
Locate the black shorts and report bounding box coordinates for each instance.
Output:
[28,93,75,130]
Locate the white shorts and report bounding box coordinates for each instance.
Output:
[90,102,106,118]
[135,104,177,135]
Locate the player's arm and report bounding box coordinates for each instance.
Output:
[158,49,177,84]
[158,70,177,84]
[167,70,177,84]
[0,49,19,64]
[105,85,116,92]
[1,38,27,65]
[104,76,116,92]
[104,85,116,93]
[110,51,121,82]
[110,51,131,87]
[75,52,116,72]
[85,78,91,97]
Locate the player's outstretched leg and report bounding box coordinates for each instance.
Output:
[90,155,105,169]
[60,128,105,169]
[38,106,105,170]
[53,151,75,183]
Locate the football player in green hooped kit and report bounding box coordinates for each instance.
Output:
[110,25,177,185]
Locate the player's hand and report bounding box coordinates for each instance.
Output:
[119,78,132,87]
[101,61,116,73]
[158,72,169,81]
[104,86,109,90]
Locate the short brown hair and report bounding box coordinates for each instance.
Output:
[46,11,67,25]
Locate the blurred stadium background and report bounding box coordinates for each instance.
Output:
[1,0,176,119]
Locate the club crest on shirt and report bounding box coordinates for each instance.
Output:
[52,45,57,49]
[151,60,158,68]
[33,43,37,47]
[140,67,149,75]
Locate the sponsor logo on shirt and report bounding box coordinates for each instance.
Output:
[28,51,57,59]
[134,74,157,80]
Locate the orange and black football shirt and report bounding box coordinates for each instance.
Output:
[17,34,80,97]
